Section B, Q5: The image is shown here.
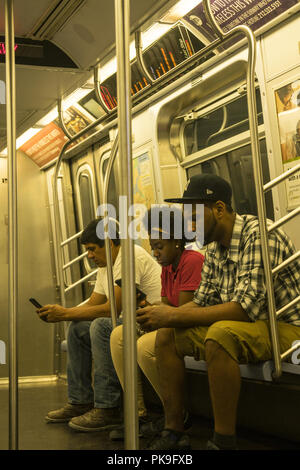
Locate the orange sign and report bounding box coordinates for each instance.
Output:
[20,122,68,167]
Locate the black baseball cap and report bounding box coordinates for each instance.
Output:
[164,173,232,205]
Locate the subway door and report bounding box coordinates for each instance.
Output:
[70,149,99,300]
[45,160,85,377]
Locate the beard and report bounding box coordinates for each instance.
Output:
[203,216,217,246]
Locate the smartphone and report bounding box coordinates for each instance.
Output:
[29,298,48,322]
[29,298,43,309]
[115,279,147,302]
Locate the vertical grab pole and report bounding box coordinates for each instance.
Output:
[5,0,18,450]
[114,0,139,449]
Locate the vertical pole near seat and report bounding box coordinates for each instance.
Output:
[114,0,139,450]
[5,0,18,450]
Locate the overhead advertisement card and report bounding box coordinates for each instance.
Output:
[20,122,68,168]
[184,0,299,47]
[20,104,95,167]
[275,79,300,210]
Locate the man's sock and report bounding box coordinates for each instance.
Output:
[212,431,237,450]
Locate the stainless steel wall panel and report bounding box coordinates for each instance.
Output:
[0,150,57,379]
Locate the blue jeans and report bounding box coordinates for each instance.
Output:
[67,317,123,408]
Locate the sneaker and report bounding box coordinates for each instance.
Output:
[140,415,164,438]
[206,439,238,450]
[140,410,192,438]
[109,415,150,441]
[206,439,220,450]
[68,407,122,432]
[45,403,93,423]
[146,429,191,450]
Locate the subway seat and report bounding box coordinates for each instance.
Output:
[184,356,300,382]
[60,342,300,381]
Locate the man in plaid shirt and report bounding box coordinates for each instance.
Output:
[136,173,300,450]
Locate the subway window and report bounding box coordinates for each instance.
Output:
[187,139,274,220]
[78,166,96,229]
[184,88,263,157]
[101,155,119,217]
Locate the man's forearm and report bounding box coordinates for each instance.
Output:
[166,301,249,327]
[63,302,114,321]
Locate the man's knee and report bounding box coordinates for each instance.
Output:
[205,321,241,364]
[155,328,175,355]
[110,324,123,349]
[137,331,156,363]
[89,317,113,341]
[68,320,90,341]
[205,339,228,365]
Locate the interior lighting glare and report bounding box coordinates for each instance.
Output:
[141,22,173,49]
[1,127,41,155]
[16,128,40,149]
[161,0,202,23]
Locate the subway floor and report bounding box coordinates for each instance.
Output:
[0,380,299,451]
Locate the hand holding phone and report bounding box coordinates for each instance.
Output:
[29,298,43,309]
[29,298,48,322]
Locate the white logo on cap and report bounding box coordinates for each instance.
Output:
[206,189,214,195]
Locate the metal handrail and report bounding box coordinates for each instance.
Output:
[94,66,110,114]
[61,230,83,247]
[276,296,300,319]
[6,0,18,450]
[272,251,300,275]
[57,98,73,140]
[264,162,300,192]
[281,341,300,362]
[64,269,98,293]
[203,0,282,378]
[268,207,300,233]
[102,135,119,329]
[134,30,154,86]
[62,251,88,270]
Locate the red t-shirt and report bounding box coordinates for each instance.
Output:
[161,249,205,307]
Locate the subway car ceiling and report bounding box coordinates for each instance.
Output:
[1,0,300,167]
[0,0,176,153]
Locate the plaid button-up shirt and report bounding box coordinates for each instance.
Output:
[193,214,300,325]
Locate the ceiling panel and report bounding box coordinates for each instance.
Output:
[0,0,56,36]
[0,0,175,152]
[53,0,172,68]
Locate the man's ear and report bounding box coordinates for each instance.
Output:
[214,200,226,218]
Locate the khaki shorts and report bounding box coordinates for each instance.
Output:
[174,320,300,364]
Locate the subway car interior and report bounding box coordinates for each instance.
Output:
[1,0,300,452]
